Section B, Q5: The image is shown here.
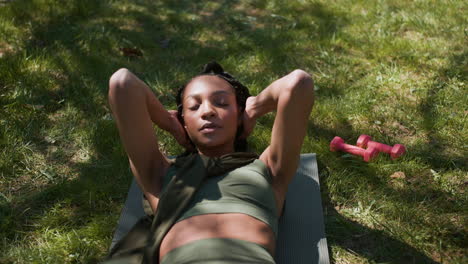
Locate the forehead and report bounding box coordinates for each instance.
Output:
[183,75,234,99]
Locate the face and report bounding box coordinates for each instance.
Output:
[181,75,241,154]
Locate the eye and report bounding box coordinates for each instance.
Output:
[188,104,200,111]
[213,97,229,107]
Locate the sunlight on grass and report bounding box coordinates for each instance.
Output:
[332,246,371,264]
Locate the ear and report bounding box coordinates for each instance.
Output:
[179,113,187,129]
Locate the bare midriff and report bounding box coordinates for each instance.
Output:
[159,213,276,261]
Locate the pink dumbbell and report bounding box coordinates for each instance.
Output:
[330,136,378,162]
[356,135,406,159]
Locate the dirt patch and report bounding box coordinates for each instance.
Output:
[402,30,425,42]
[389,172,407,190]
[118,20,144,32]
[0,43,14,58]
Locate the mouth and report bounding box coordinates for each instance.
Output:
[199,123,220,132]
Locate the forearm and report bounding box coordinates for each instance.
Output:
[245,84,277,119]
[134,76,172,130]
[145,87,174,129]
[247,70,314,119]
[114,69,176,131]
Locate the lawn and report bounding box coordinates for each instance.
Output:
[0,0,466,263]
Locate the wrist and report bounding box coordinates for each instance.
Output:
[155,110,173,132]
[245,96,259,119]
[245,95,273,119]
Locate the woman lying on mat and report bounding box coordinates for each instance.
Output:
[107,61,314,263]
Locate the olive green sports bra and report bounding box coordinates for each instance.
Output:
[162,159,279,236]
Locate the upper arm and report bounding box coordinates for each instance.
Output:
[259,70,314,194]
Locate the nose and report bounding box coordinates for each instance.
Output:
[200,102,216,119]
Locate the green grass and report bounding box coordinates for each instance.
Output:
[0,0,466,263]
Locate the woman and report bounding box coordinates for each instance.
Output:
[108,62,314,263]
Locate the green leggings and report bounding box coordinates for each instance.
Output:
[160,238,276,264]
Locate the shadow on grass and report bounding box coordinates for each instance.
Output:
[323,207,441,264]
[316,154,444,264]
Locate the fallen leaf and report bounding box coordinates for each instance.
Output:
[120,47,143,57]
[390,171,406,179]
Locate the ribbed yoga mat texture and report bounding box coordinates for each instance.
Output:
[111,153,330,264]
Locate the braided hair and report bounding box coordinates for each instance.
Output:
[176,61,251,152]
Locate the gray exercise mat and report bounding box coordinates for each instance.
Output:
[110,153,329,264]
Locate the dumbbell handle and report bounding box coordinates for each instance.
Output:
[338,142,366,155]
[368,141,393,153]
[357,134,406,159]
[330,136,377,162]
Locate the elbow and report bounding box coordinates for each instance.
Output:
[108,68,138,105]
[109,68,132,94]
[285,69,314,102]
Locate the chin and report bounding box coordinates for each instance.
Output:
[193,136,233,150]
[194,139,224,149]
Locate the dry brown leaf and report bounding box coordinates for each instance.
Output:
[390,171,406,179]
[120,47,143,57]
